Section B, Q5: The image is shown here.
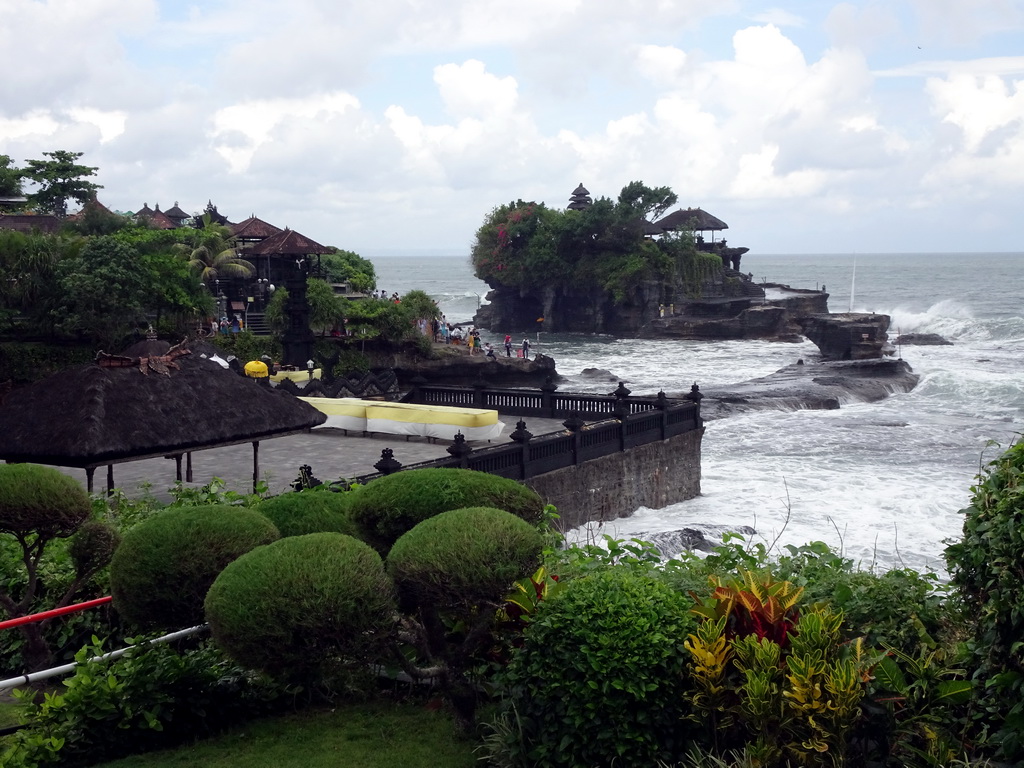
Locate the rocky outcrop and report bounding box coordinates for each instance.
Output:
[895,333,953,346]
[692,357,919,420]
[796,313,890,360]
[639,305,803,341]
[372,346,557,387]
[474,280,665,335]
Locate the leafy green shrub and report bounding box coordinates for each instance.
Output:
[771,541,947,655]
[205,533,395,682]
[684,572,873,766]
[945,439,1024,760]
[208,331,280,366]
[388,507,543,611]
[254,490,356,538]
[348,468,543,551]
[109,505,279,630]
[67,520,120,576]
[0,342,94,385]
[0,464,98,670]
[0,463,91,539]
[493,568,697,768]
[2,637,286,767]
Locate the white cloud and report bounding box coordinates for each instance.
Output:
[908,0,1024,46]
[750,8,806,28]
[927,73,1024,152]
[211,93,362,172]
[434,60,519,119]
[2,0,1023,252]
[0,110,61,142]
[875,56,1024,78]
[67,108,127,144]
[635,45,689,88]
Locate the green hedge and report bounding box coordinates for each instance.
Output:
[387,507,543,611]
[205,533,395,681]
[110,505,279,630]
[0,463,91,538]
[348,468,544,551]
[0,342,95,385]
[497,568,697,768]
[254,491,356,538]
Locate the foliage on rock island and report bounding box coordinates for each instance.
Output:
[470,181,723,303]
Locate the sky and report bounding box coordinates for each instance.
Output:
[2,0,1023,256]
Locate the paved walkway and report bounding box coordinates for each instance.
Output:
[60,416,573,500]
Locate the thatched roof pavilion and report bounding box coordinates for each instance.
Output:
[230,215,283,242]
[652,207,729,240]
[250,227,331,258]
[0,347,326,494]
[134,203,176,230]
[163,202,190,227]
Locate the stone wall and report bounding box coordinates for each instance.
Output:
[526,427,704,531]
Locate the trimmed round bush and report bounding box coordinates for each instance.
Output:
[387,507,543,610]
[68,519,121,577]
[0,463,90,538]
[348,468,544,551]
[254,490,356,538]
[205,533,396,681]
[500,569,697,768]
[110,505,279,630]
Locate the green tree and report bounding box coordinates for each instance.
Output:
[53,236,151,348]
[22,150,102,218]
[616,179,677,221]
[0,464,107,671]
[0,154,23,198]
[320,249,377,293]
[307,278,341,334]
[175,225,254,285]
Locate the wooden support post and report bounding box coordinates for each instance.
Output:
[252,441,260,493]
[175,454,183,482]
[106,464,114,496]
[86,468,95,494]
[186,452,193,482]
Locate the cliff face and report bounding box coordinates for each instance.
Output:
[473,265,765,336]
[471,268,890,360]
[473,280,665,335]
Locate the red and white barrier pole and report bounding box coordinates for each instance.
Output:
[0,596,113,632]
[0,624,208,694]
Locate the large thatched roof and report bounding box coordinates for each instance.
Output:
[652,207,729,233]
[0,350,326,469]
[251,227,331,256]
[230,215,283,240]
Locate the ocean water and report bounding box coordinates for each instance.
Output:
[374,252,1024,573]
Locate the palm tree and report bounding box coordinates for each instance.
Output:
[185,242,255,283]
[174,223,255,285]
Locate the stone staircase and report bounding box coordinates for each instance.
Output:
[724,268,766,298]
[245,312,271,335]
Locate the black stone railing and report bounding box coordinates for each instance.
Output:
[402,377,686,420]
[329,380,704,489]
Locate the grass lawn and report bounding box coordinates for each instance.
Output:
[84,698,478,768]
[0,699,19,729]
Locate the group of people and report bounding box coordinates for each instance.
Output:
[210,315,243,335]
[437,325,532,360]
[376,289,401,303]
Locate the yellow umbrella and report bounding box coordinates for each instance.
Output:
[244,360,269,378]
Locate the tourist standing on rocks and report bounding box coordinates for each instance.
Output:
[484,343,496,359]
[522,338,531,360]
[504,334,512,357]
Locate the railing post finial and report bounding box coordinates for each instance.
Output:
[374,448,403,475]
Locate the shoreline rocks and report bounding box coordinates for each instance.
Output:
[690,357,920,420]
